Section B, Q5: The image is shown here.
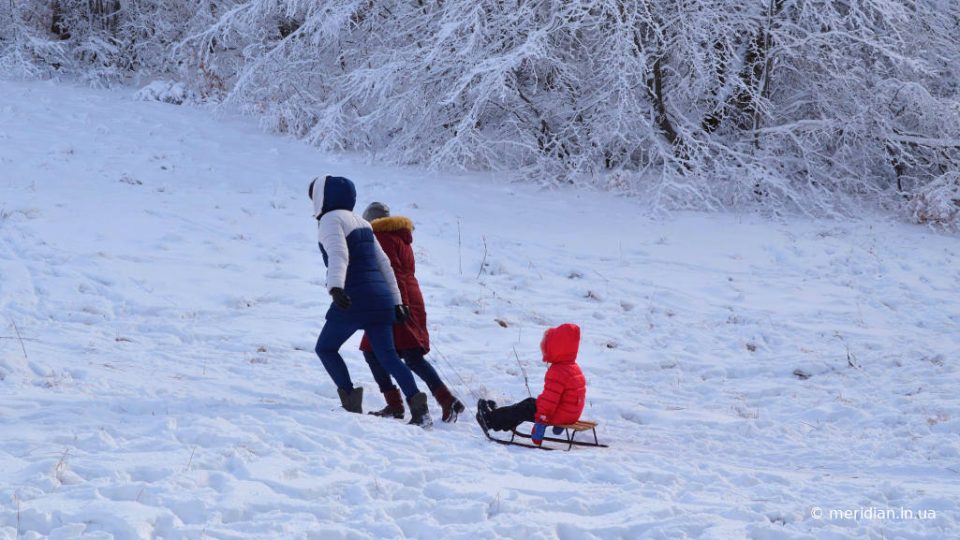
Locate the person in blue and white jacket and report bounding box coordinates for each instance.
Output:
[309,175,432,428]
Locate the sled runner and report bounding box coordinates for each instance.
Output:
[477,411,553,450]
[509,420,608,451]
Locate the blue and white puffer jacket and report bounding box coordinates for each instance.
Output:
[311,175,402,325]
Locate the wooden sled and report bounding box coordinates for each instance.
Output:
[510,420,608,451]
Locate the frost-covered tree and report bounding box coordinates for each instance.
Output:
[1,0,197,82]
[2,0,958,223]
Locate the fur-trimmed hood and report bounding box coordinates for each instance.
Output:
[370,216,414,233]
[370,216,414,244]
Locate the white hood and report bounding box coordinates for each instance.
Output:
[310,176,326,219]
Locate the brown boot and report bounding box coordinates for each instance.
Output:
[431,385,466,423]
[368,388,404,419]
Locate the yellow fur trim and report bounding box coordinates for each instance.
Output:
[370,215,414,232]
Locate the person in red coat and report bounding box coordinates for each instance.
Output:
[359,202,466,422]
[476,323,587,444]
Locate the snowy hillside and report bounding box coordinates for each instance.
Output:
[1,79,959,539]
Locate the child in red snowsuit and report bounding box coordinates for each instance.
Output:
[477,323,587,444]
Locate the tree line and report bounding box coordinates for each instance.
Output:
[2,1,958,224]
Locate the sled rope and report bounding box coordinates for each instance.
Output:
[431,344,481,413]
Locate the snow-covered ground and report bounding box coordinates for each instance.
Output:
[1,79,958,539]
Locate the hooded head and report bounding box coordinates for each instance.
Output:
[540,323,580,364]
[309,175,357,219]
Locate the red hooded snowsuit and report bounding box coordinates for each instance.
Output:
[359,216,430,353]
[535,323,587,424]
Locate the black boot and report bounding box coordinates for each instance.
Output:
[407,392,433,429]
[476,399,492,431]
[368,388,404,419]
[337,387,363,414]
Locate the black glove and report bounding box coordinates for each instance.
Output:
[395,304,410,324]
[330,287,352,309]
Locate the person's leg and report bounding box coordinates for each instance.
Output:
[485,398,537,431]
[365,325,420,398]
[315,319,359,391]
[399,348,443,390]
[364,351,398,394]
[400,348,466,423]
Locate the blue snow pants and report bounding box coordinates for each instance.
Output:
[363,348,444,394]
[315,320,420,399]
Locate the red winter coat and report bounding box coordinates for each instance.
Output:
[359,216,430,353]
[535,323,587,425]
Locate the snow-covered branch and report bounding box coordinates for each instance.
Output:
[1,0,957,223]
